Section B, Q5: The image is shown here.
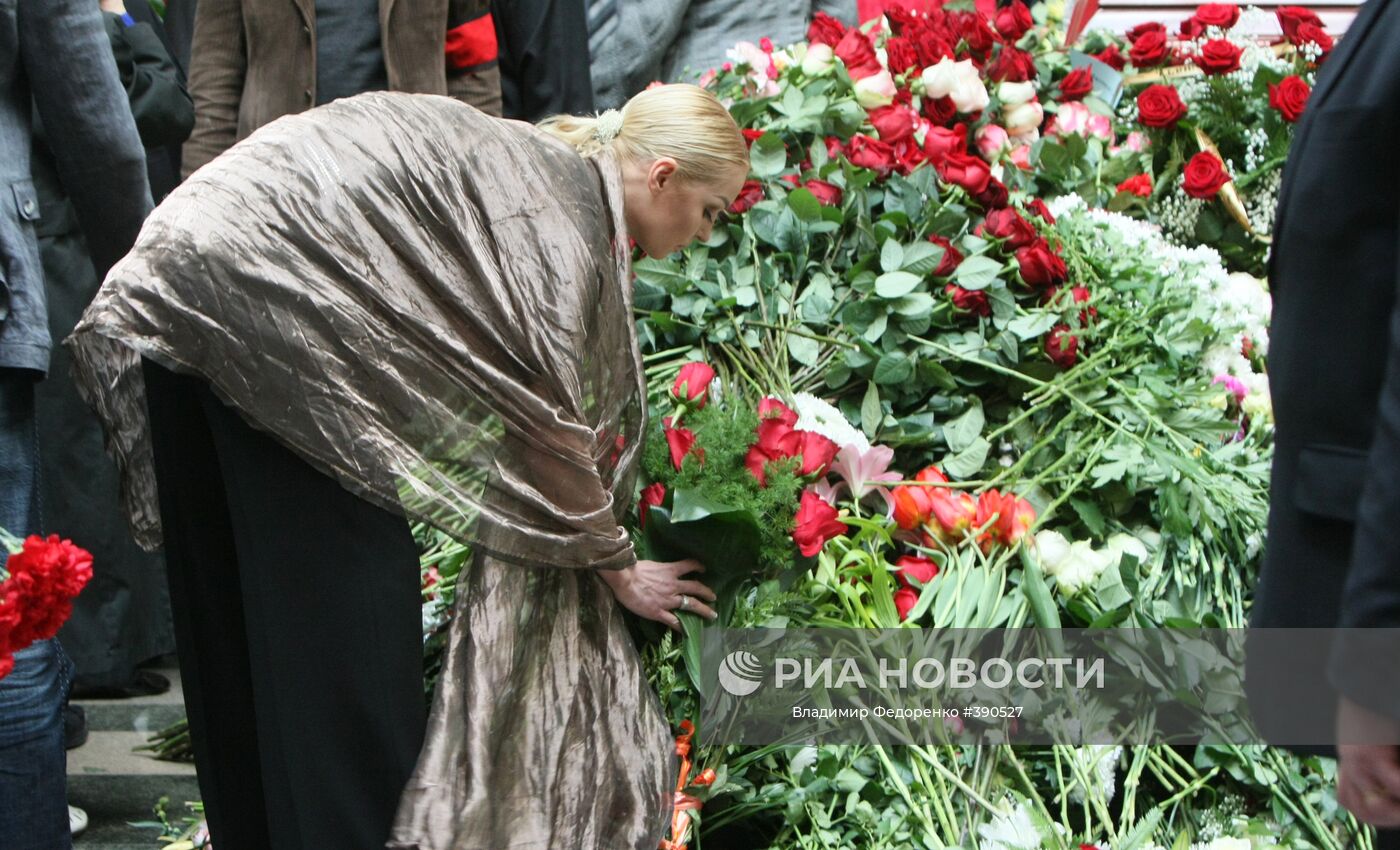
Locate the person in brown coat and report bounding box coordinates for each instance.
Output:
[181,0,503,177]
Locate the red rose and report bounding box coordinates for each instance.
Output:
[915,29,957,67]
[728,179,764,214]
[671,361,716,407]
[892,139,927,175]
[937,151,992,196]
[824,136,845,161]
[893,586,920,620]
[1095,44,1127,70]
[1268,75,1311,122]
[1276,5,1323,40]
[835,29,883,79]
[1024,198,1056,224]
[1136,84,1188,128]
[922,123,968,164]
[807,11,848,47]
[1128,30,1168,67]
[1126,22,1166,42]
[975,178,1010,210]
[922,95,957,126]
[869,105,916,143]
[805,179,843,207]
[792,490,847,557]
[885,5,922,34]
[639,482,666,529]
[846,134,898,177]
[927,234,964,277]
[995,1,1034,40]
[1182,151,1230,199]
[988,47,1037,82]
[1058,67,1094,101]
[885,37,921,74]
[1196,39,1242,74]
[1015,239,1069,287]
[796,430,840,477]
[662,417,703,469]
[1045,324,1079,368]
[1293,21,1333,53]
[894,554,941,588]
[945,283,991,316]
[984,208,1038,250]
[958,13,1000,56]
[1117,173,1153,196]
[1195,3,1241,27]
[1179,16,1208,38]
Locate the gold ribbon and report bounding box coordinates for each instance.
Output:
[1193,126,1271,243]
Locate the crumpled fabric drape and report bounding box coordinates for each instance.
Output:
[66,92,676,848]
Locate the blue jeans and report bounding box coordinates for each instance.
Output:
[0,369,71,849]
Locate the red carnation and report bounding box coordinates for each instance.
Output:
[958,13,1000,56]
[740,128,765,147]
[1117,173,1153,196]
[792,490,847,557]
[1196,39,1242,74]
[885,37,921,74]
[915,29,957,68]
[1136,84,1188,128]
[1058,67,1094,101]
[922,94,957,126]
[1182,151,1231,199]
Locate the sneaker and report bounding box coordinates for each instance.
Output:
[69,805,88,837]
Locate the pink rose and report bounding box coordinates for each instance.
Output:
[975,124,1011,160]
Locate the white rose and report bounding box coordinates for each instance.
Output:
[921,58,962,98]
[922,58,988,113]
[1104,533,1149,569]
[997,81,1037,106]
[1034,530,1072,569]
[802,43,836,76]
[1002,99,1044,136]
[854,70,897,108]
[1047,541,1113,596]
[950,74,990,113]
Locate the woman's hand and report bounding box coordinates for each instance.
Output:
[599,558,718,633]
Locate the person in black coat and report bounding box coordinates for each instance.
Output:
[1247,0,1400,839]
[37,0,193,697]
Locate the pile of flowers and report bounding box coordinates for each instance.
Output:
[0,530,93,679]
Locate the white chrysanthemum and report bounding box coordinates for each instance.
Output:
[977,802,1043,850]
[1069,744,1123,804]
[790,392,870,451]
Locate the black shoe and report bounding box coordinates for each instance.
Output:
[65,705,88,750]
[71,669,172,700]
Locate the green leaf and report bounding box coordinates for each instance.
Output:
[943,400,985,453]
[952,255,1002,291]
[874,351,913,385]
[880,239,905,273]
[633,258,691,291]
[788,188,823,223]
[861,382,881,440]
[1007,312,1059,341]
[1018,547,1063,632]
[900,241,946,275]
[751,134,788,178]
[875,271,922,298]
[788,334,820,366]
[1070,497,1106,536]
[893,292,934,317]
[942,437,989,479]
[863,312,888,343]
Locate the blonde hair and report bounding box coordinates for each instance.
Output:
[538,84,749,184]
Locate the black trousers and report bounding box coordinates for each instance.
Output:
[143,360,425,850]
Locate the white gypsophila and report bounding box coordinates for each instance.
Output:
[977,802,1048,850]
[1244,170,1282,236]
[790,392,871,451]
[1192,839,1253,850]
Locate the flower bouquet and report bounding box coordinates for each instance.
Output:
[0,528,94,679]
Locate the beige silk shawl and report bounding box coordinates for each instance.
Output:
[67,92,676,849]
